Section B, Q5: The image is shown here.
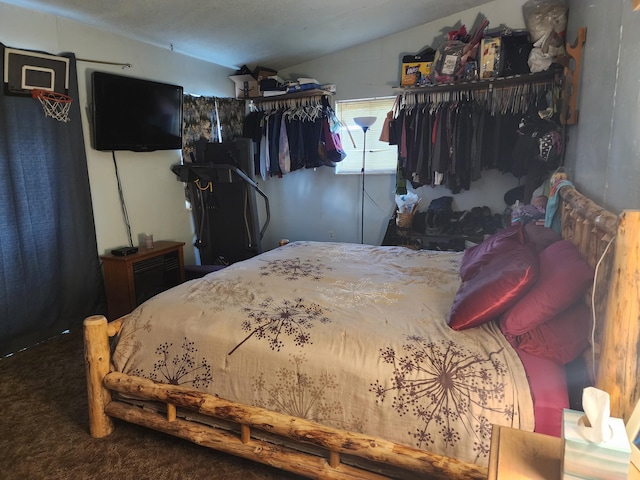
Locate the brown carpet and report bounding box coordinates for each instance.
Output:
[0,330,304,480]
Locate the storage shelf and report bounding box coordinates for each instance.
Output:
[394,68,561,95]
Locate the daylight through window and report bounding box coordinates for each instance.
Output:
[335,97,397,175]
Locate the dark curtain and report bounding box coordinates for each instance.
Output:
[0,43,104,356]
[215,97,245,140]
[183,95,216,162]
[182,94,245,162]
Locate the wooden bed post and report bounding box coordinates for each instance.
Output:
[84,315,115,438]
[597,210,640,422]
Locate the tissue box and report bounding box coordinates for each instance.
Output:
[562,408,631,479]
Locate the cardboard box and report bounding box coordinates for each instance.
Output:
[562,408,631,480]
[401,51,434,86]
[229,74,260,99]
[253,66,277,81]
[401,60,433,86]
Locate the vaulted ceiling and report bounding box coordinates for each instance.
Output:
[1,0,494,70]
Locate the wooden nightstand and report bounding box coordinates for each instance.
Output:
[101,241,185,319]
[488,425,640,479]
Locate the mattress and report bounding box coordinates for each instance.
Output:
[111,241,534,466]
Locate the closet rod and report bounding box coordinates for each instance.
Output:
[250,94,328,112]
[77,57,132,68]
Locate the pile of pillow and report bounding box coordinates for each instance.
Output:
[448,223,595,365]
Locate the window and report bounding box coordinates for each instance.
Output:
[335,97,397,174]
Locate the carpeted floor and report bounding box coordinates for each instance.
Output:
[0,330,304,480]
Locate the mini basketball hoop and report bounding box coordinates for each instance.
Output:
[31,89,72,122]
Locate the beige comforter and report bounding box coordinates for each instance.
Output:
[112,241,533,465]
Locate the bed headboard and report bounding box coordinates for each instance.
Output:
[558,185,640,422]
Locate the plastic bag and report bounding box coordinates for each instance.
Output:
[524,0,568,73]
[432,21,486,83]
[432,41,469,83]
[395,191,420,213]
[522,0,568,43]
[528,37,553,73]
[528,30,565,73]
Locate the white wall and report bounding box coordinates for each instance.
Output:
[0,2,234,264]
[281,0,528,101]
[1,0,534,260]
[563,0,640,214]
[266,0,528,247]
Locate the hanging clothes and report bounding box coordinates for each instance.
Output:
[268,110,283,176]
[392,75,557,193]
[242,95,344,177]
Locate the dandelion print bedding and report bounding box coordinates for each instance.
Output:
[111,241,533,466]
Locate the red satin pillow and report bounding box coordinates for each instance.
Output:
[499,240,594,336]
[459,225,524,281]
[448,243,539,330]
[506,302,591,364]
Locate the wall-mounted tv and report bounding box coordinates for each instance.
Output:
[91,71,183,152]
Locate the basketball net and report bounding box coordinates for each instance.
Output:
[31,89,72,123]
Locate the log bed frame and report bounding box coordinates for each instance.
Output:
[84,186,639,480]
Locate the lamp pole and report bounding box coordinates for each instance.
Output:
[360,129,367,244]
[353,117,376,244]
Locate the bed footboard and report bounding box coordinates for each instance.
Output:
[83,314,487,480]
[84,315,115,438]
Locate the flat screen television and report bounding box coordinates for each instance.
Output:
[91,71,183,152]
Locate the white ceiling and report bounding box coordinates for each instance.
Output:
[2,0,494,71]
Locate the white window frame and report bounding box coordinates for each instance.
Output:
[335,97,397,175]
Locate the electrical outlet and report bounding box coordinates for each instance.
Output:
[328,230,334,239]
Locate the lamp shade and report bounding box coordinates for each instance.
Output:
[353,116,377,130]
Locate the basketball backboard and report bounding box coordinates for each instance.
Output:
[3,47,69,97]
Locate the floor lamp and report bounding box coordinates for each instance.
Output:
[353,116,376,244]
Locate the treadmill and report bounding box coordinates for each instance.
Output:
[171,138,270,265]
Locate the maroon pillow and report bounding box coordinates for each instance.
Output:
[460,225,524,281]
[499,240,594,336]
[507,302,591,364]
[448,243,539,330]
[523,223,562,254]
